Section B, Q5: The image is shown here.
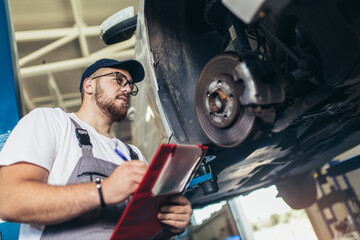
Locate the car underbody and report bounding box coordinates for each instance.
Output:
[131,0,360,209]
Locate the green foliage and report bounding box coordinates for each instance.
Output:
[252,223,259,231]
[269,214,280,226]
[251,209,308,231]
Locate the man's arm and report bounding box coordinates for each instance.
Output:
[0,163,99,224]
[0,161,147,225]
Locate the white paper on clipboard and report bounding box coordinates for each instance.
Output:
[151,144,204,196]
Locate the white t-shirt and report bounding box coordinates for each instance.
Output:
[0,107,146,240]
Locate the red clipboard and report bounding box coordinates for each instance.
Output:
[110,144,208,240]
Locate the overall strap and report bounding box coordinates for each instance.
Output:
[70,117,94,157]
[125,144,139,160]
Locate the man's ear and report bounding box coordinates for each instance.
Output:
[83,77,95,94]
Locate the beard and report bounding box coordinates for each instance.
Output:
[94,83,128,122]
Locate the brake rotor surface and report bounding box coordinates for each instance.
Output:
[195,53,255,148]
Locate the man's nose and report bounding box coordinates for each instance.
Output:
[122,82,132,94]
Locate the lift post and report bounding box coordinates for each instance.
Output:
[315,155,360,239]
[0,0,23,239]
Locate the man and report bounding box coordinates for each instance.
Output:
[0,58,193,239]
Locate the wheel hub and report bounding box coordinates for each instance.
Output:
[195,53,256,148]
[205,76,237,128]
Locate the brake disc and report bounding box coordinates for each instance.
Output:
[195,53,256,148]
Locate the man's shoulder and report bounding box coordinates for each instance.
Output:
[26,107,68,119]
[28,107,66,115]
[24,107,71,126]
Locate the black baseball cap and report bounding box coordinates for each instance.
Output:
[80,58,145,92]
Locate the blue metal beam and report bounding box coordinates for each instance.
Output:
[0,0,22,238]
[0,0,22,151]
[328,155,360,177]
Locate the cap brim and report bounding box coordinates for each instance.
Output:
[107,60,145,83]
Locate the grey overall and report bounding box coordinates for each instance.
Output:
[40,118,139,240]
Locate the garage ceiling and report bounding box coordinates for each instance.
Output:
[9,0,139,141]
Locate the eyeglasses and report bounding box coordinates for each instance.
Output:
[92,72,139,96]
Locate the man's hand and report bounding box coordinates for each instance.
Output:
[102,160,147,205]
[157,195,193,236]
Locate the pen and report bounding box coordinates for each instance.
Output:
[115,148,129,161]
